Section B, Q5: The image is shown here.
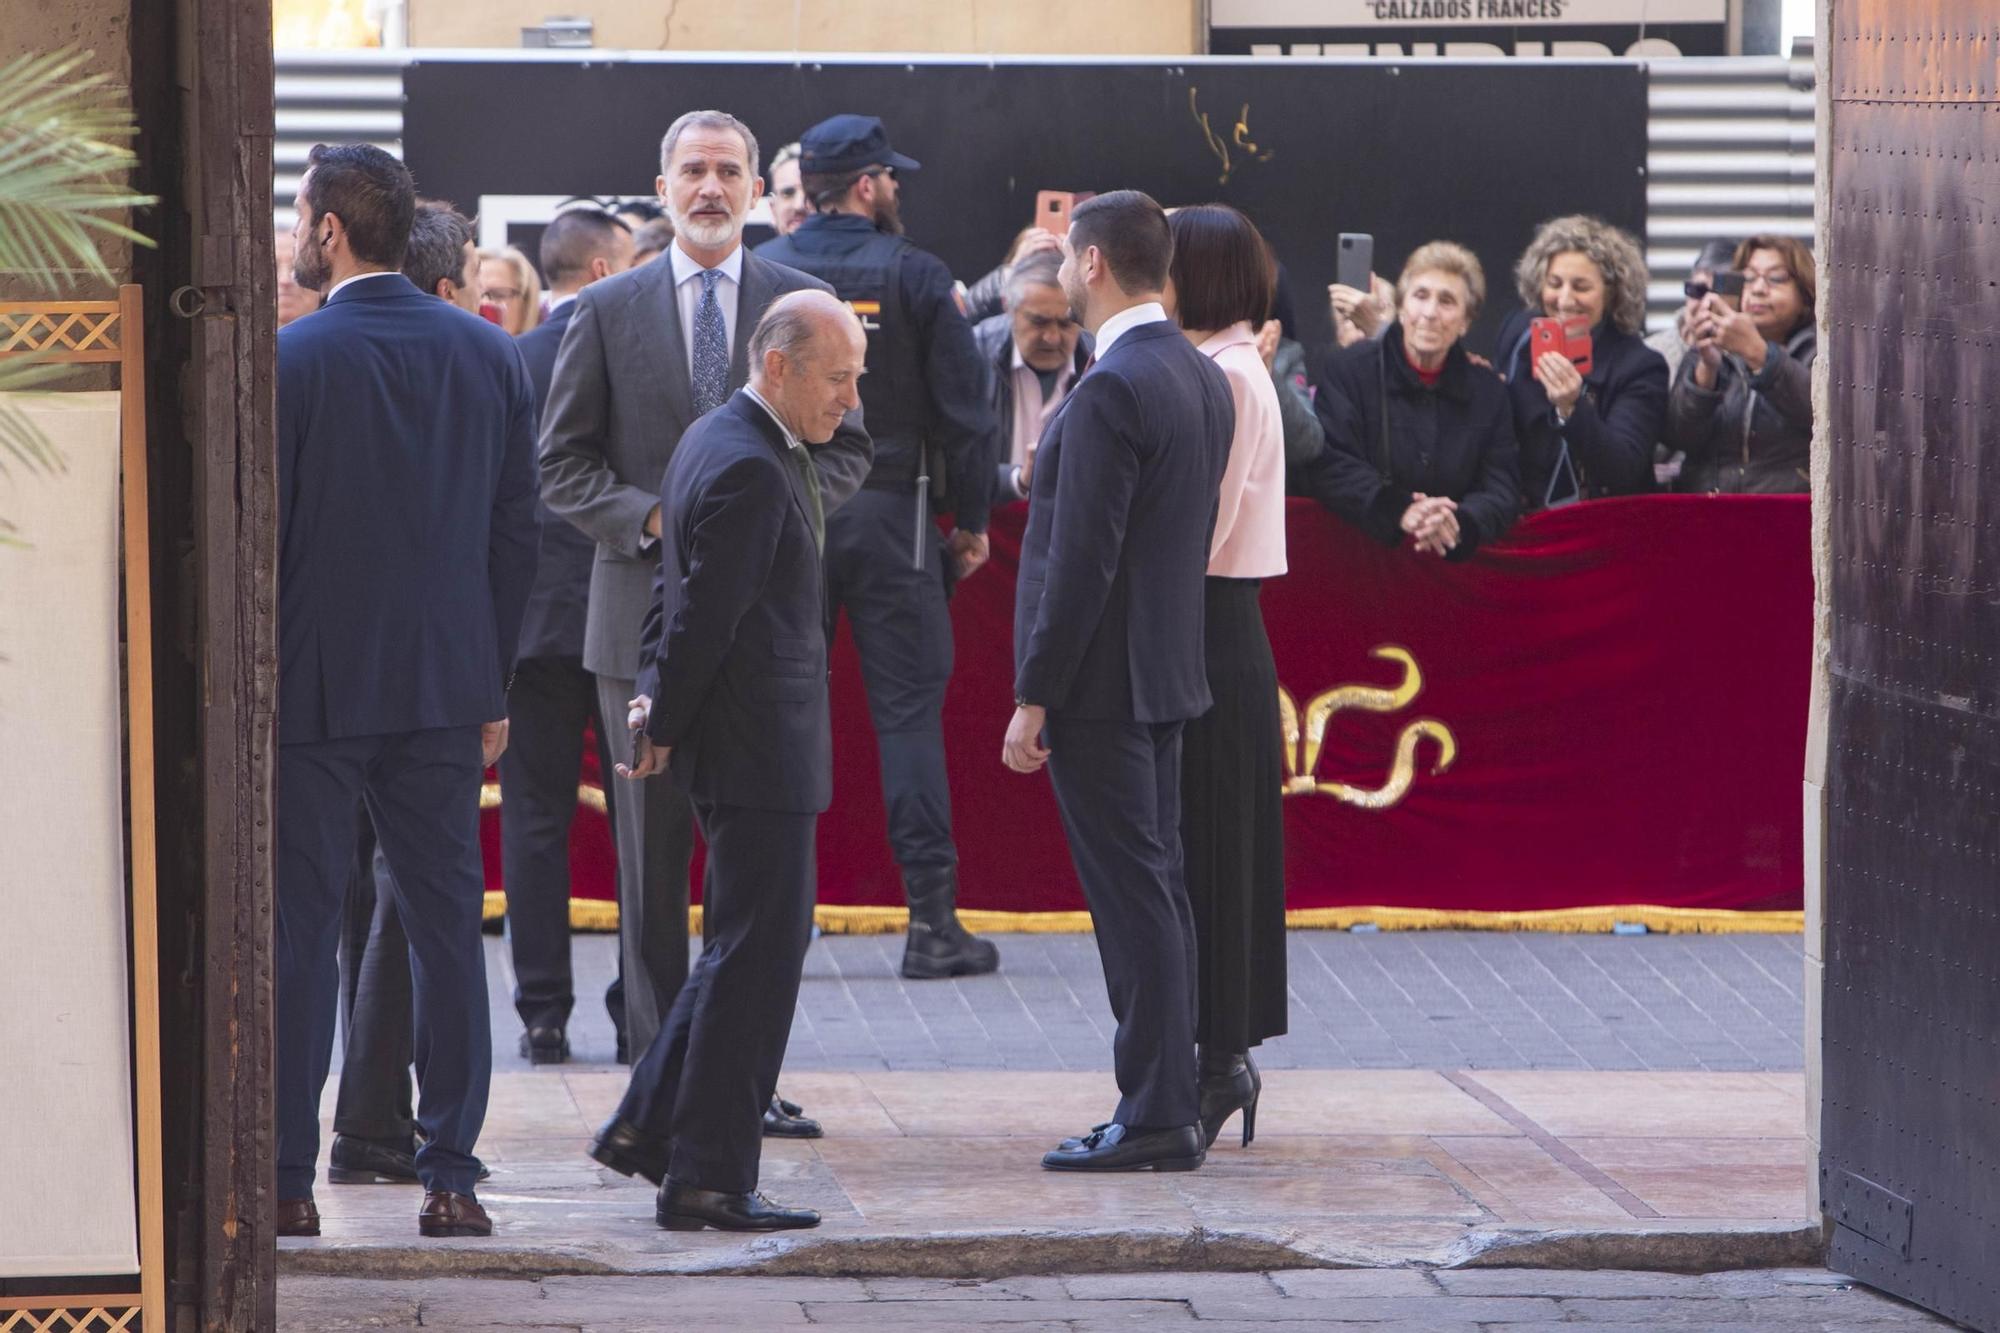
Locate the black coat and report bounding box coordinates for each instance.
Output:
[512,301,600,661]
[1493,309,1666,509]
[1299,321,1521,560]
[637,392,830,814]
[1014,319,1233,722]
[1665,324,1815,494]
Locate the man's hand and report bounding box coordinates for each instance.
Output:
[1013,228,1063,258]
[948,528,990,580]
[481,719,510,767]
[644,504,663,540]
[1535,351,1585,415]
[1002,704,1050,774]
[615,693,671,779]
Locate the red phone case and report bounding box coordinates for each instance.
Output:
[1529,317,1594,378]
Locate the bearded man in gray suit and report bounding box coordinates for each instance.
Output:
[539,111,870,1142]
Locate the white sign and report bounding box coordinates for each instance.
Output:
[1213,0,1726,25]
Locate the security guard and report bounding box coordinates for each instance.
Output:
[756,114,1000,979]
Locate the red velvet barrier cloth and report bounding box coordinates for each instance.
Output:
[482,495,1810,916]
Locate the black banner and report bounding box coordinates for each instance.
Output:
[403,57,1648,352]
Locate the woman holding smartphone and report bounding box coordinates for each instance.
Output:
[1493,215,1667,510]
[1666,234,1816,494]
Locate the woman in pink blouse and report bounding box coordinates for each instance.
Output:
[1163,204,1288,1151]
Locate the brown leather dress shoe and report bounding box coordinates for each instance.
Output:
[417,1190,492,1238]
[275,1198,320,1237]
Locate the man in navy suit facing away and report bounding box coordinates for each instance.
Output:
[1003,190,1235,1173]
[611,291,864,1232]
[274,143,539,1239]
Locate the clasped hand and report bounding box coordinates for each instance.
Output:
[616,694,672,779]
[1401,492,1460,558]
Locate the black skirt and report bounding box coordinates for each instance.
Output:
[1181,576,1288,1051]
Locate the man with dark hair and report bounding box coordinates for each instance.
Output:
[327,195,486,1191]
[756,114,1000,981]
[498,206,634,1066]
[975,249,1089,504]
[401,199,478,307]
[275,142,539,1239]
[1002,189,1234,1173]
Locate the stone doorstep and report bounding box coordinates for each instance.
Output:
[276,1219,1824,1282]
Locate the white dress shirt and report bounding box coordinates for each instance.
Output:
[324,270,403,301]
[669,240,744,381]
[742,384,803,456]
[1091,301,1168,360]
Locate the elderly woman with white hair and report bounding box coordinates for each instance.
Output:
[1493,215,1668,510]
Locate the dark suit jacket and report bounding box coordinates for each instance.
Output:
[635,392,830,814]
[513,300,597,660]
[538,247,872,681]
[277,272,539,744]
[1013,319,1234,722]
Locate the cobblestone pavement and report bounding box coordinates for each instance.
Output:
[279,1267,1947,1330]
[467,930,1804,1076]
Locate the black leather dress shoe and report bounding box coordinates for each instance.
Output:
[275,1198,320,1237]
[589,1114,671,1186]
[1042,1123,1205,1172]
[328,1133,419,1184]
[762,1093,822,1139]
[655,1178,820,1232]
[519,1025,570,1065]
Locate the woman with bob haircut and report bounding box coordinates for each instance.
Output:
[1493,215,1667,508]
[1161,203,1289,1152]
[1301,240,1521,559]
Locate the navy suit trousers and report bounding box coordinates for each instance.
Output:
[617,798,817,1194]
[335,828,415,1144]
[276,726,491,1198]
[1043,714,1200,1129]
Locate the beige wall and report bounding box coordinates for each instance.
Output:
[411,0,1202,55]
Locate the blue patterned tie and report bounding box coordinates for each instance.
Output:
[691,268,728,415]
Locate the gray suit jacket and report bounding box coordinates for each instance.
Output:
[538,248,872,679]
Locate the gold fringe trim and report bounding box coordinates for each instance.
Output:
[481,892,1800,936]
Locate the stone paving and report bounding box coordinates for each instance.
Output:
[278,1268,1950,1330]
[292,1064,1816,1275]
[468,930,1806,1075]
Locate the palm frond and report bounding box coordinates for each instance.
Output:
[0,47,157,288]
[0,360,70,481]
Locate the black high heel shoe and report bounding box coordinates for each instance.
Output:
[1198,1050,1262,1148]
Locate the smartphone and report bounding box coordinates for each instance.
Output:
[1036,190,1076,234]
[1709,270,1746,299]
[1337,232,1374,292]
[1529,317,1595,379]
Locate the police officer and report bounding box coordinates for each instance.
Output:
[756,114,1000,979]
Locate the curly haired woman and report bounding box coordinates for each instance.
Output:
[1493,215,1668,509]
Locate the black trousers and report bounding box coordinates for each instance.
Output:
[1044,713,1200,1130]
[1182,578,1289,1052]
[500,653,620,1033]
[616,798,817,1194]
[335,822,414,1144]
[824,486,956,875]
[276,726,490,1198]
[595,672,693,1059]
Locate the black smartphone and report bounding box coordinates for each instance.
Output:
[1710,270,1746,299]
[1337,232,1374,292]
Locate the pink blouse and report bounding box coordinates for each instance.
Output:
[1199,324,1288,578]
